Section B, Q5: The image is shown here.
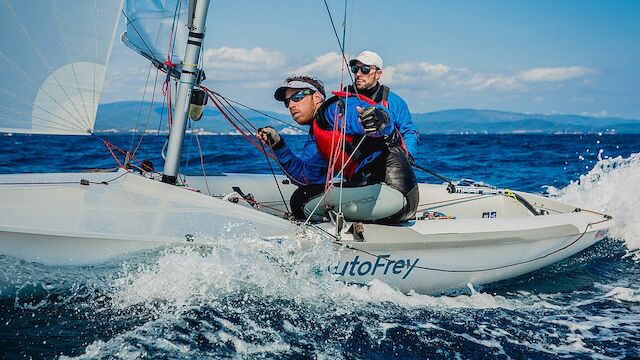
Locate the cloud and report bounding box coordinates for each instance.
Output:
[378,62,598,95]
[419,63,450,76]
[465,73,521,91]
[381,64,524,93]
[102,39,604,115]
[580,110,609,117]
[382,62,450,84]
[290,52,344,77]
[202,46,287,71]
[518,66,596,82]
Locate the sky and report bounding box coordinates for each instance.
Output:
[102,0,640,118]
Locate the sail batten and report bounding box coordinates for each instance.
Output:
[0,0,124,135]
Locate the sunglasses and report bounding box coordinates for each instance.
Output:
[284,89,315,108]
[350,65,376,75]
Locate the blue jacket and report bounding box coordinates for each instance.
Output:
[387,90,419,158]
[344,84,419,158]
[273,96,393,185]
[273,134,328,186]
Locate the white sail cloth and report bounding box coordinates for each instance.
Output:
[121,0,188,74]
[0,0,124,135]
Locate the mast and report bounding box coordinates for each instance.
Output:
[162,0,210,184]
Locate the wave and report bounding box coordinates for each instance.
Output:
[547,152,640,256]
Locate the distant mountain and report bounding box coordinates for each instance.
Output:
[95,102,640,134]
[412,109,640,134]
[95,101,292,134]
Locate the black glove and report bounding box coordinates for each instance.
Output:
[257,126,283,149]
[358,106,389,134]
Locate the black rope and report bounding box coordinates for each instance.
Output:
[322,0,355,85]
[120,11,157,62]
[209,91,305,132]
[260,142,291,215]
[412,163,454,185]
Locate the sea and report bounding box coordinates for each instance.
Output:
[0,133,639,359]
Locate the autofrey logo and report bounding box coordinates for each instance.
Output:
[332,255,419,280]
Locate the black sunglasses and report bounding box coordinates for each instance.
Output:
[350,64,376,75]
[284,89,315,108]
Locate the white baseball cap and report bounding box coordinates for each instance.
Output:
[349,51,383,69]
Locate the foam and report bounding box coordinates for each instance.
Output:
[548,152,640,255]
[604,286,640,303]
[110,223,339,311]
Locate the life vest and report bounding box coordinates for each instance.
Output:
[300,88,418,223]
[342,85,409,155]
[344,84,390,108]
[312,92,385,179]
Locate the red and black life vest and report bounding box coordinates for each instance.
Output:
[311,91,378,179]
[312,88,406,179]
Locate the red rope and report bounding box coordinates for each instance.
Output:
[200,87,275,159]
[199,86,309,186]
[100,138,158,175]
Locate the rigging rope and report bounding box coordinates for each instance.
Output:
[322,0,355,86]
[212,92,304,132]
[197,86,302,214]
[260,142,291,216]
[199,86,308,187]
[315,0,355,228]
[193,131,211,196]
[126,0,184,165]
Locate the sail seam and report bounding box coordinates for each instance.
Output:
[93,0,98,131]
[3,0,90,129]
[51,0,92,128]
[0,85,87,130]
[0,103,80,131]
[0,51,87,132]
[0,109,81,133]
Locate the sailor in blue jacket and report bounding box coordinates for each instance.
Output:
[347,51,419,161]
[257,76,394,185]
[257,76,418,223]
[256,76,329,186]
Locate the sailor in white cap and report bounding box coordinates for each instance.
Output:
[348,50,420,161]
[256,74,418,224]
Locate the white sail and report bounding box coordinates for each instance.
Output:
[121,0,188,75]
[0,0,123,135]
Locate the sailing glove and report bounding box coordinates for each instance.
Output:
[257,126,283,150]
[358,106,389,134]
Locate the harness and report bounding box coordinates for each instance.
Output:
[312,90,404,180]
[343,85,408,153]
[311,94,361,179]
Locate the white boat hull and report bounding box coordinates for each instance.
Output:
[0,171,295,266]
[0,171,612,294]
[327,214,608,293]
[187,173,613,293]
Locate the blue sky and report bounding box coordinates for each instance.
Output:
[102,0,640,118]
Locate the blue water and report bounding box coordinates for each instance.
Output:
[1,133,639,359]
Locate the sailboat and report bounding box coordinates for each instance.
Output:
[0,0,613,294]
